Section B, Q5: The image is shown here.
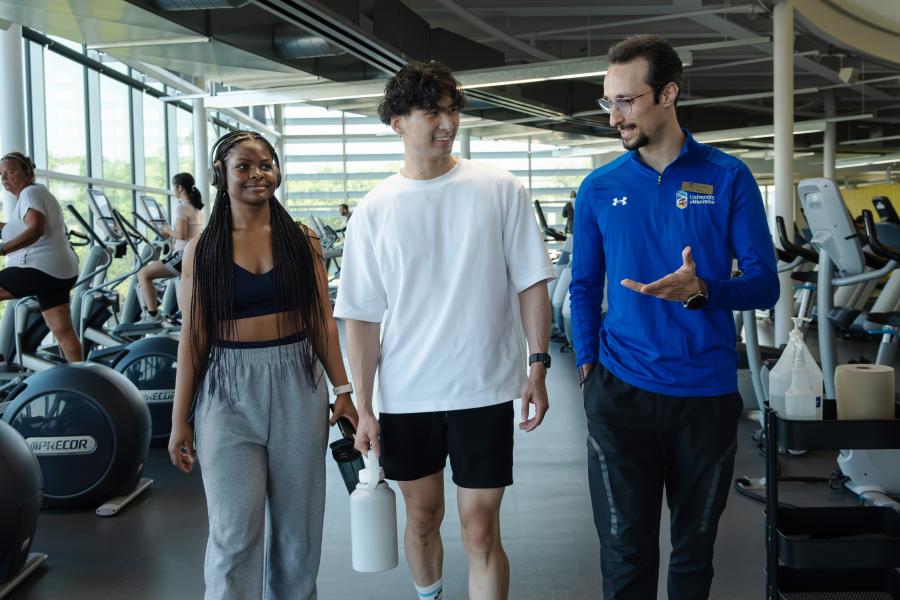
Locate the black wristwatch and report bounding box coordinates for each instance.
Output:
[528,352,552,369]
[682,288,708,310]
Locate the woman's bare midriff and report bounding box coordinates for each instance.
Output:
[223,311,306,343]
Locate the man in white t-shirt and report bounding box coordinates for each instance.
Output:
[334,62,555,600]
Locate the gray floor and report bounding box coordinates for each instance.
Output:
[6,321,879,600]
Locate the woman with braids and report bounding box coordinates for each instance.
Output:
[167,130,357,600]
[136,172,204,321]
[0,151,81,362]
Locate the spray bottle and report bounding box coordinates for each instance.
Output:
[768,317,823,419]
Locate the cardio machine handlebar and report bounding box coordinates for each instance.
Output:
[66,205,108,249]
[113,209,152,247]
[863,209,900,263]
[775,215,818,262]
[132,211,166,241]
[533,199,566,242]
[111,209,143,258]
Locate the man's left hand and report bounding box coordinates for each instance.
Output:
[621,246,706,302]
[520,369,549,432]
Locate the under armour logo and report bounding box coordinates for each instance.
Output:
[611,197,628,206]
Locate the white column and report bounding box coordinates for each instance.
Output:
[192,97,210,221]
[459,129,470,159]
[823,90,836,181]
[0,23,26,221]
[773,0,795,346]
[274,104,286,203]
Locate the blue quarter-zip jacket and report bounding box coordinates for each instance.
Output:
[570,131,779,396]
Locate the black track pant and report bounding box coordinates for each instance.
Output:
[583,363,743,600]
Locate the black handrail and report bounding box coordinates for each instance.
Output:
[863,209,900,263]
[533,199,566,242]
[775,216,818,262]
[133,211,166,241]
[66,205,107,249]
[111,209,142,257]
[114,209,152,246]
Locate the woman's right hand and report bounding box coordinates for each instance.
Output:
[168,421,196,474]
[354,412,381,459]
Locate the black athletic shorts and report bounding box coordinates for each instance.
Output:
[162,251,183,276]
[378,400,514,489]
[0,267,77,311]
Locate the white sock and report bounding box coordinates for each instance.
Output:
[415,578,443,600]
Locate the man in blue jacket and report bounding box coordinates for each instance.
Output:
[570,34,778,599]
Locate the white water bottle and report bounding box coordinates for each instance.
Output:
[350,453,398,573]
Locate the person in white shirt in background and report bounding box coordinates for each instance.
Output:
[137,172,204,320]
[334,61,555,600]
[0,151,81,362]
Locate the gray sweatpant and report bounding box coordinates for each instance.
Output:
[194,339,329,600]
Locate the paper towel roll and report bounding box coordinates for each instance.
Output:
[835,364,895,420]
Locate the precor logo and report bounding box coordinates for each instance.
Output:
[611,197,628,206]
[27,436,97,456]
[142,389,175,404]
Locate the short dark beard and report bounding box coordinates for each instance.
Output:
[621,132,650,150]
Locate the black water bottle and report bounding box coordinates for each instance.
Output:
[329,410,365,495]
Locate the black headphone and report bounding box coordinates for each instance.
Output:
[208,131,282,191]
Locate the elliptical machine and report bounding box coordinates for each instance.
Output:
[138,194,180,319]
[0,420,45,598]
[797,178,900,503]
[67,197,179,447]
[0,205,153,517]
[117,194,181,325]
[534,199,574,348]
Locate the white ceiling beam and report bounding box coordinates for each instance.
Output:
[85,36,209,50]
[114,56,281,139]
[836,152,900,169]
[479,4,762,43]
[203,55,615,108]
[687,10,895,101]
[552,114,873,156]
[430,0,556,61]
[687,50,819,73]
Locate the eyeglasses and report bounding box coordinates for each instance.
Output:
[597,90,653,115]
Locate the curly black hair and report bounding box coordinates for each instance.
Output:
[607,34,683,104]
[377,61,466,125]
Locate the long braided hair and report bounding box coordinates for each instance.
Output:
[190,131,327,393]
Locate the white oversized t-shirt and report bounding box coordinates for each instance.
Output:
[2,184,79,279]
[333,159,555,414]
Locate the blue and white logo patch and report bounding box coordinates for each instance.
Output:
[676,190,716,209]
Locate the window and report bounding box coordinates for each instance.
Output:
[176,108,194,175]
[100,75,132,183]
[144,95,167,190]
[44,51,87,176]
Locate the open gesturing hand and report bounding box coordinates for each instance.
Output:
[620,246,705,302]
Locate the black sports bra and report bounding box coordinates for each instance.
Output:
[233,263,278,319]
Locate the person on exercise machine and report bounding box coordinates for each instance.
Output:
[137,172,204,321]
[0,151,81,362]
